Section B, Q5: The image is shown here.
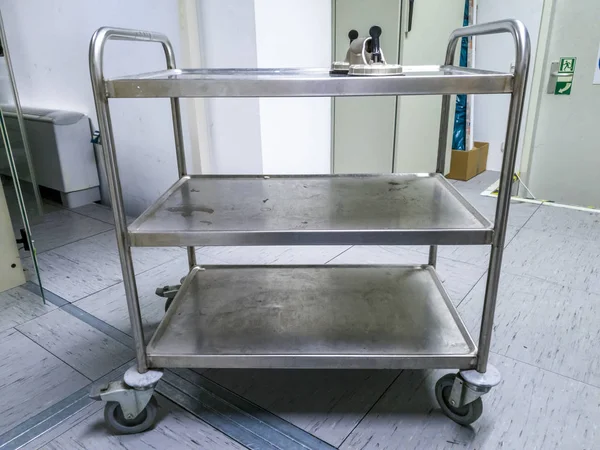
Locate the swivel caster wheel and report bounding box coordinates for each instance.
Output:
[104,395,158,434]
[435,374,483,426]
[164,297,173,312]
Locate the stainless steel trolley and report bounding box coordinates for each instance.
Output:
[89,20,530,433]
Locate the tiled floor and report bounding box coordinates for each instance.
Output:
[2,171,600,449]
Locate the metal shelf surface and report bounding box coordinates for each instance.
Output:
[146,265,477,369]
[106,65,513,98]
[128,173,493,247]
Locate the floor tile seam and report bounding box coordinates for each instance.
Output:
[12,328,93,383]
[490,351,600,390]
[1,305,60,336]
[66,206,116,226]
[336,370,403,449]
[455,270,488,308]
[34,228,115,257]
[377,244,483,269]
[501,267,599,296]
[67,279,125,304]
[55,252,188,304]
[324,245,354,265]
[24,282,136,358]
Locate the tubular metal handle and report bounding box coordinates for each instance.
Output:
[89,27,177,86]
[436,19,530,175]
[89,26,187,179]
[444,19,529,77]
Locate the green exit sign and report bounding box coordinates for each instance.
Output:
[559,57,576,73]
[555,57,577,95]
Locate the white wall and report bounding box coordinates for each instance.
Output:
[254,0,331,174]
[1,0,185,215]
[474,0,544,171]
[198,0,263,174]
[198,0,332,175]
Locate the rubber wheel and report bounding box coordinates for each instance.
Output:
[104,396,158,434]
[435,374,483,426]
[164,297,173,312]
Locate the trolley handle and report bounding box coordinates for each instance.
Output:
[89,27,177,86]
[444,19,529,80]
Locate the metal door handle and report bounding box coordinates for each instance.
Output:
[408,0,415,33]
[404,0,415,37]
[348,29,358,44]
[369,26,382,63]
[546,61,560,94]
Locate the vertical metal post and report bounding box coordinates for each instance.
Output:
[163,54,197,268]
[99,100,148,372]
[89,27,186,373]
[477,34,529,372]
[171,96,197,267]
[430,41,459,267]
[90,96,148,369]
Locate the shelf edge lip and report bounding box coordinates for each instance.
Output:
[128,176,190,233]
[424,264,477,354]
[145,354,477,370]
[106,68,514,98]
[440,176,494,230]
[147,265,202,351]
[107,65,510,81]
[128,228,494,247]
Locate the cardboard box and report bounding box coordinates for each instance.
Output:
[446,141,489,181]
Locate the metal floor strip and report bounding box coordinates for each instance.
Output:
[157,381,276,450]
[6,283,336,449]
[0,363,131,450]
[161,371,335,450]
[24,281,135,348]
[24,282,68,307]
[173,369,334,450]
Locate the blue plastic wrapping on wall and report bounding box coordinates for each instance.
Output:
[452,0,470,150]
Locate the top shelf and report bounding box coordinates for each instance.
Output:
[106,65,514,99]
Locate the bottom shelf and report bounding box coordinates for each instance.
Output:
[146,265,477,369]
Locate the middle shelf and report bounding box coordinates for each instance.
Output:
[128,173,493,247]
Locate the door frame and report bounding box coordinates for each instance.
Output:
[0,181,25,292]
[178,0,212,173]
[517,0,554,191]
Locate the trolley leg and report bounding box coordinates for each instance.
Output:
[187,247,197,268]
[430,93,453,268]
[96,99,148,373]
[169,97,197,270]
[477,48,529,373]
[432,20,530,426]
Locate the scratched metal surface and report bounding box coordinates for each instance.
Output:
[128,174,492,246]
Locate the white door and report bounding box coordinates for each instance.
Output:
[394,0,464,173]
[333,0,464,174]
[521,0,600,207]
[333,0,401,173]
